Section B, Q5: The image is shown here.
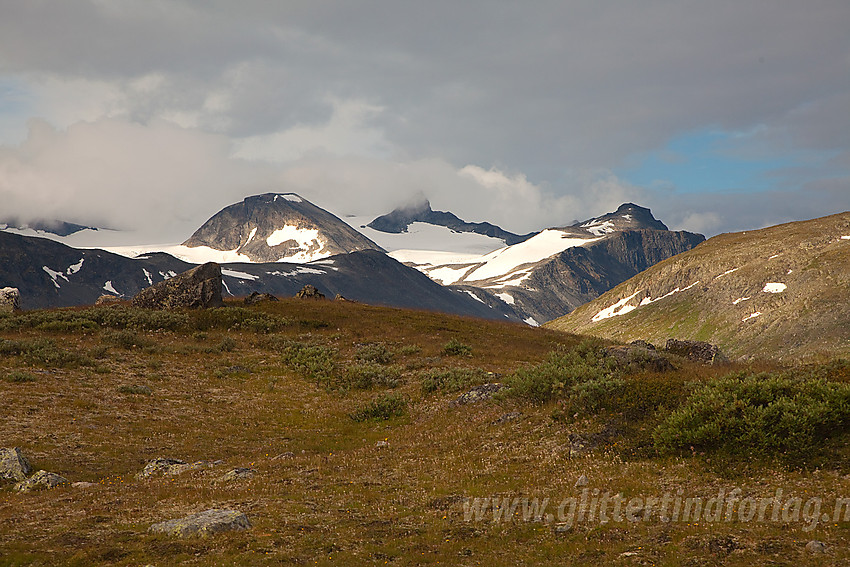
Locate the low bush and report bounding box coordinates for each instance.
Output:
[280,341,338,388]
[344,362,402,390]
[350,393,407,422]
[3,370,37,383]
[442,339,472,357]
[355,343,396,365]
[1,338,93,368]
[420,367,490,394]
[653,371,850,462]
[189,307,290,333]
[101,329,156,350]
[116,384,153,395]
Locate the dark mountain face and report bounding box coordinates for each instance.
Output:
[367,198,537,245]
[464,229,707,324]
[0,218,98,237]
[183,193,383,262]
[571,203,669,235]
[0,231,515,321]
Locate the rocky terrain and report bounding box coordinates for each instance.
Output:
[547,211,850,361]
[183,193,383,263]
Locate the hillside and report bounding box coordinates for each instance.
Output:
[546,211,850,361]
[1,300,849,565]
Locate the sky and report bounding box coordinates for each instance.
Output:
[1,1,849,242]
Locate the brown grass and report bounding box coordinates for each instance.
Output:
[0,298,848,565]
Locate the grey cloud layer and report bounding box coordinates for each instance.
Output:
[0,1,848,237]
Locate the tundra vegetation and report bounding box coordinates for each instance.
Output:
[1,299,848,565]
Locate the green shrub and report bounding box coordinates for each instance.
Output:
[3,370,37,383]
[442,339,472,357]
[281,341,338,388]
[355,343,396,364]
[350,393,407,422]
[207,337,237,353]
[189,307,290,333]
[344,362,402,390]
[117,384,153,395]
[420,367,490,394]
[398,344,422,357]
[653,372,850,462]
[0,338,92,368]
[504,340,616,404]
[101,329,155,350]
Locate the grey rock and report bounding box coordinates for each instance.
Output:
[217,468,257,483]
[553,523,573,534]
[805,540,827,554]
[72,481,96,489]
[491,412,523,425]
[148,508,251,537]
[14,470,70,492]
[604,344,673,372]
[375,440,390,448]
[0,287,20,314]
[271,452,295,460]
[244,291,278,305]
[94,294,122,306]
[295,284,325,299]
[574,475,589,488]
[664,339,729,365]
[0,447,32,482]
[451,383,507,405]
[132,263,223,309]
[137,457,216,479]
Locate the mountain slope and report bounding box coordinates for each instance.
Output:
[367,198,536,245]
[546,211,850,361]
[183,193,383,263]
[0,231,515,320]
[571,203,669,235]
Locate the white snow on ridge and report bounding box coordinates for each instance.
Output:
[103,281,119,295]
[142,269,153,285]
[841,235,850,240]
[581,219,617,236]
[266,267,326,277]
[463,290,486,304]
[762,282,787,293]
[222,269,259,281]
[732,296,751,305]
[42,266,68,288]
[638,281,700,307]
[244,227,257,245]
[274,194,302,202]
[67,258,84,275]
[714,267,738,279]
[266,225,321,247]
[351,218,507,256]
[592,291,642,322]
[524,316,540,327]
[742,312,762,322]
[495,292,515,305]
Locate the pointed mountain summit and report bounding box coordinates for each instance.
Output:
[571,203,668,236]
[368,198,536,245]
[183,193,383,263]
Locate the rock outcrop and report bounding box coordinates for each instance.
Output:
[14,470,70,492]
[664,339,729,365]
[452,383,506,405]
[137,458,217,479]
[295,284,325,300]
[0,447,32,482]
[132,263,223,309]
[244,291,278,305]
[148,508,252,537]
[0,287,20,314]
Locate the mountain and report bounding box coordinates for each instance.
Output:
[0,218,100,237]
[397,204,704,324]
[0,231,515,320]
[183,193,383,263]
[546,211,850,361]
[367,198,536,245]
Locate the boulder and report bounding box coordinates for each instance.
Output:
[148,508,251,537]
[14,470,70,492]
[95,294,122,306]
[664,339,729,365]
[451,383,506,405]
[295,285,325,299]
[216,468,256,483]
[805,540,827,554]
[0,287,20,314]
[132,263,223,309]
[137,458,217,479]
[244,291,278,305]
[604,345,674,372]
[0,447,32,482]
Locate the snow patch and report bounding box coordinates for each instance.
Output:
[495,292,515,305]
[42,266,68,288]
[524,317,540,327]
[103,281,119,295]
[222,269,259,281]
[637,281,701,307]
[142,269,153,285]
[266,267,326,277]
[762,282,787,293]
[221,280,233,296]
[841,235,850,240]
[275,194,302,202]
[159,270,177,280]
[67,258,84,275]
[732,297,751,305]
[768,254,780,260]
[463,290,485,304]
[244,227,257,245]
[714,267,738,279]
[592,290,642,322]
[581,220,616,236]
[742,312,762,322]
